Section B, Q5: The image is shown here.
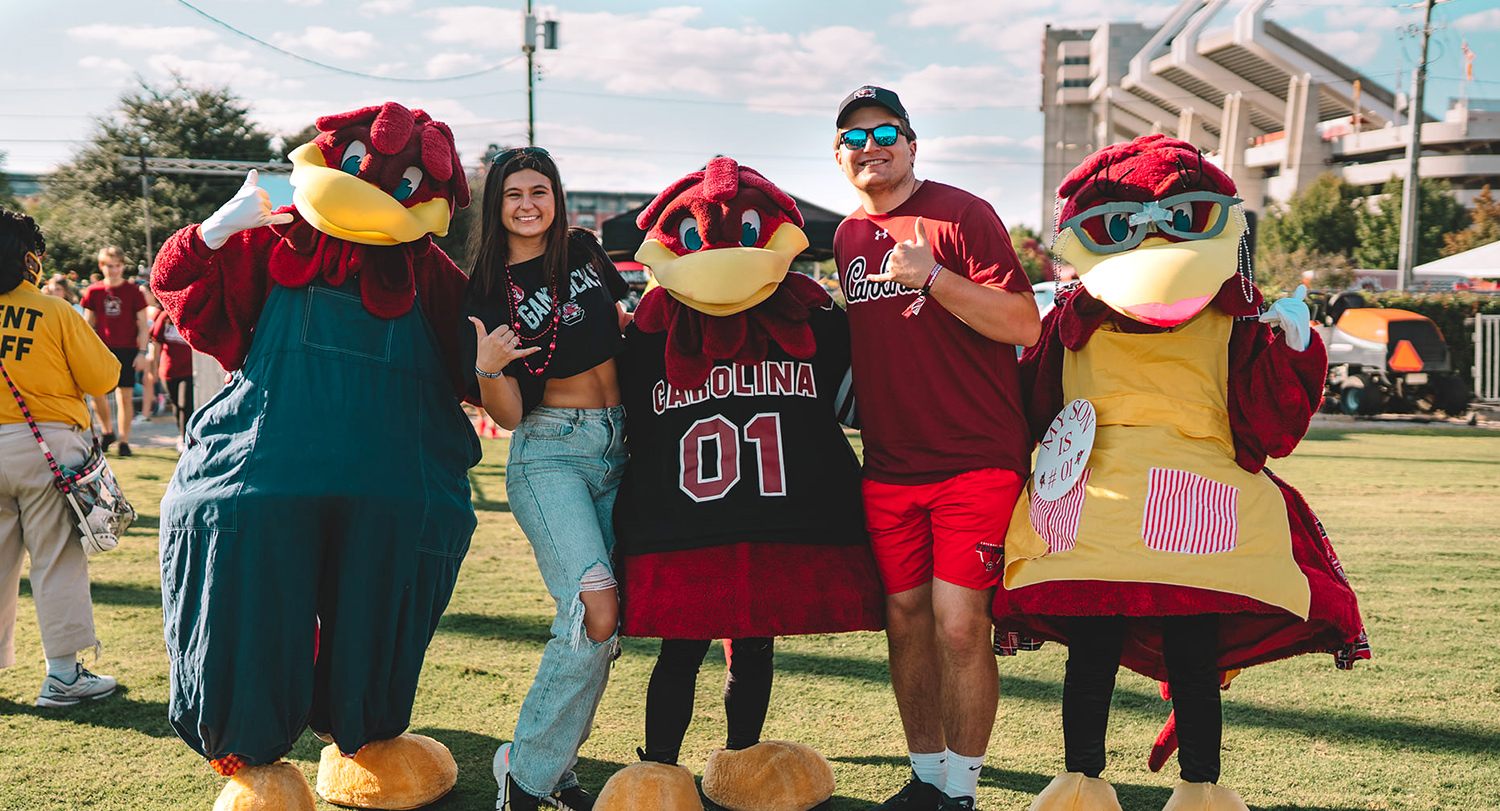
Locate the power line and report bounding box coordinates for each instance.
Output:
[172,0,525,83]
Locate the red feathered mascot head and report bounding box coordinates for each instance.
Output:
[635,156,809,316]
[1053,133,1257,326]
[630,157,831,390]
[287,101,469,246]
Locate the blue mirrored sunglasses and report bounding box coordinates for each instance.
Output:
[1057,191,1243,255]
[839,125,902,150]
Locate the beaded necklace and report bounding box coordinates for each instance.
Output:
[502,256,562,377]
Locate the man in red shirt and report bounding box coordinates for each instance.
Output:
[832,86,1041,811]
[81,246,149,456]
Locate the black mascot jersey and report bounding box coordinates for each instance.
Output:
[614,303,864,555]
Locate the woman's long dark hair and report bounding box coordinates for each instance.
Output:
[467,149,570,308]
[0,210,45,295]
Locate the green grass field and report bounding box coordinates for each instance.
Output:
[2,426,1498,810]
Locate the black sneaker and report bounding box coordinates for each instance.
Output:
[938,795,976,811]
[117,442,132,457]
[867,772,945,811]
[500,773,541,811]
[100,432,116,452]
[550,785,595,810]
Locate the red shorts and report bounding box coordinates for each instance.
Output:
[863,467,1026,594]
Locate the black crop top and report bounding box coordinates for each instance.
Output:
[461,233,629,415]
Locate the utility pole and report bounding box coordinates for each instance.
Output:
[138,139,153,266]
[522,3,559,147]
[1396,0,1440,291]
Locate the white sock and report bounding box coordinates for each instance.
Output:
[909,750,947,787]
[46,656,78,681]
[943,750,984,800]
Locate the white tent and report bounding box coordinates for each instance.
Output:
[1415,239,1500,279]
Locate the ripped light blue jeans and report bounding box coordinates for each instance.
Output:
[504,405,626,797]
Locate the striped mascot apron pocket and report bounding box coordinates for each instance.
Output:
[1142,468,1238,554]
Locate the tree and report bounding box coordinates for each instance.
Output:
[1256,246,1353,293]
[31,75,279,277]
[1008,223,1051,284]
[1352,176,1469,269]
[1256,172,1361,268]
[1442,185,1500,256]
[0,151,17,211]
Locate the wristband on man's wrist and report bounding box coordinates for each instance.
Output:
[903,264,945,319]
[920,264,943,294]
[474,365,505,379]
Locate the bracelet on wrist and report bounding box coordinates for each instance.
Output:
[902,265,945,319]
[474,365,505,379]
[920,264,944,294]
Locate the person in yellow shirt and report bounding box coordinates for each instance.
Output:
[0,209,122,707]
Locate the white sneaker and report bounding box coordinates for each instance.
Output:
[37,664,117,707]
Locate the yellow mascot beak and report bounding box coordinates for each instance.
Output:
[635,222,809,316]
[1057,206,1247,327]
[288,143,452,246]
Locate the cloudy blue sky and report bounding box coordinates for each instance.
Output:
[3,0,1497,231]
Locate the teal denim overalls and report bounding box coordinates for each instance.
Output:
[160,278,479,768]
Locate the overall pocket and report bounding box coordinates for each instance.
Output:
[301,286,394,361]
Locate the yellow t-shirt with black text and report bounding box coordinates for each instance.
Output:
[0,280,120,428]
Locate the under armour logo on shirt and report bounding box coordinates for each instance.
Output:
[873,229,888,241]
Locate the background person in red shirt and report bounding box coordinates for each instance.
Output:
[832,86,1040,811]
[148,309,194,453]
[80,246,149,456]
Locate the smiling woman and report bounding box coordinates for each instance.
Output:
[461,146,633,811]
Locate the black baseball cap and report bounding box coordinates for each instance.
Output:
[836,85,911,129]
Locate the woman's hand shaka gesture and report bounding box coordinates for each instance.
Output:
[471,317,541,376]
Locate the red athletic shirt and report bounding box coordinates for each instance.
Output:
[834,180,1032,484]
[81,281,146,349]
[150,310,194,381]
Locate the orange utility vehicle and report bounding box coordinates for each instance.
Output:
[1315,292,1470,416]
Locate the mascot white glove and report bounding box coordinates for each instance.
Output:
[1258,284,1312,352]
[199,169,295,250]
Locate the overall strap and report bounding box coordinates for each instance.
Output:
[0,357,76,491]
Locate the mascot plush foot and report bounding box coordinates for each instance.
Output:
[1027,772,1123,811]
[701,740,834,811]
[596,762,704,811]
[1160,781,1249,811]
[214,761,316,811]
[315,732,457,810]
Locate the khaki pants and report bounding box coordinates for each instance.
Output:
[0,422,98,669]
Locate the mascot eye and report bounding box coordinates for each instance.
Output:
[1167,202,1194,232]
[339,141,368,175]
[740,210,761,247]
[1104,212,1132,243]
[677,217,704,251]
[394,166,424,201]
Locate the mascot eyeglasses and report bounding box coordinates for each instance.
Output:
[1056,191,1243,254]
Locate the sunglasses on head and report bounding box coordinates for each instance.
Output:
[839,125,903,150]
[492,146,551,165]
[1056,191,1243,255]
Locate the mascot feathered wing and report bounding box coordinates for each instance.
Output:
[990,134,1370,811]
[152,102,478,811]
